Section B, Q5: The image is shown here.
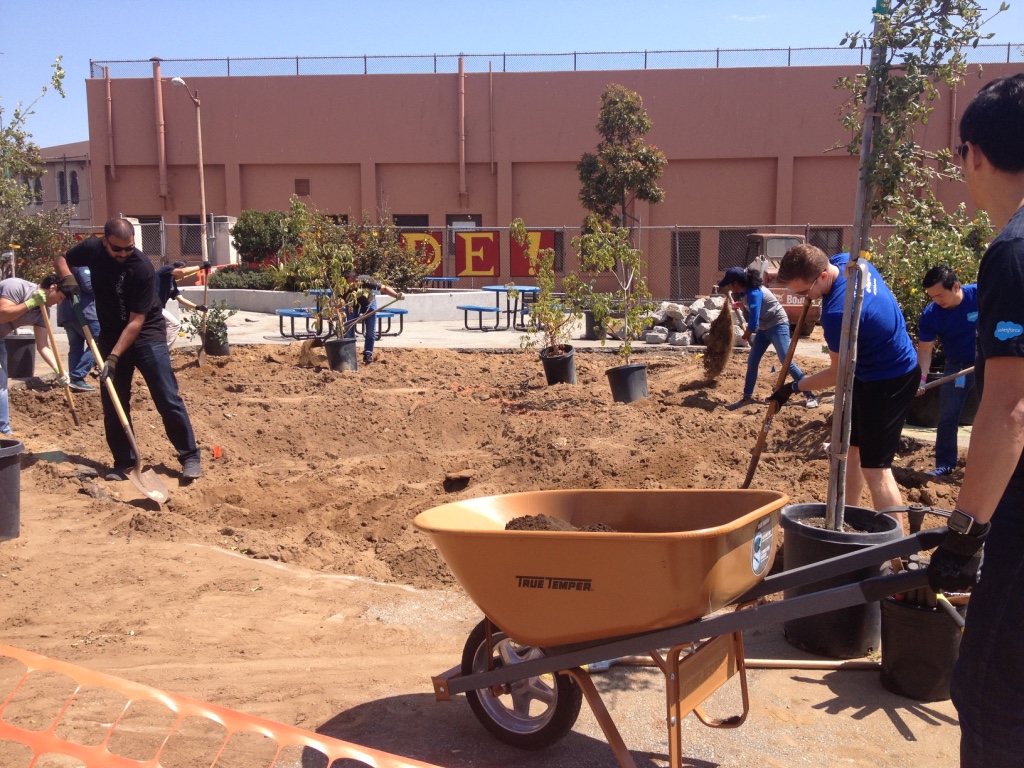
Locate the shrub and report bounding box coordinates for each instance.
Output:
[207,264,278,290]
[229,209,288,264]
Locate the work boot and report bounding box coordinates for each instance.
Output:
[363,351,374,364]
[104,466,132,481]
[181,455,202,480]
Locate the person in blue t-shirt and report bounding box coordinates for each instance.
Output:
[926,73,1024,767]
[774,244,918,513]
[718,266,818,410]
[916,265,978,477]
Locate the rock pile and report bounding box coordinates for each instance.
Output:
[644,297,746,347]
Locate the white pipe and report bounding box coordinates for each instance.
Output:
[105,67,118,182]
[151,58,169,205]
[458,56,467,198]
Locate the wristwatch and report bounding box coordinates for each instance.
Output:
[948,508,981,535]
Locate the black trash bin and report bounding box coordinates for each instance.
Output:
[4,334,36,378]
[0,438,24,542]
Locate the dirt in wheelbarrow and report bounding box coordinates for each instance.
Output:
[2,336,963,767]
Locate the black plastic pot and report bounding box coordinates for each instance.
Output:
[880,597,967,702]
[781,503,903,659]
[0,439,24,543]
[605,363,647,404]
[324,337,358,372]
[907,372,979,428]
[540,345,577,385]
[583,310,605,341]
[202,329,230,357]
[4,334,36,378]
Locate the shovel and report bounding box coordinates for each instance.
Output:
[39,304,80,427]
[919,366,975,393]
[741,297,812,489]
[198,266,210,367]
[72,299,169,504]
[340,297,400,336]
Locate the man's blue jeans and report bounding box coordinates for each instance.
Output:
[935,358,975,470]
[345,299,377,356]
[743,322,804,399]
[99,340,198,468]
[64,319,100,381]
[0,341,10,435]
[950,475,1024,767]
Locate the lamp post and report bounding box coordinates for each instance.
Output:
[171,77,208,265]
[171,76,210,364]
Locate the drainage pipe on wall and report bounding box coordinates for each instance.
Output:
[458,56,467,200]
[105,67,118,182]
[151,58,169,207]
[489,62,495,174]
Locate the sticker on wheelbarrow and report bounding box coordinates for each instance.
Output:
[751,516,773,576]
[516,575,592,591]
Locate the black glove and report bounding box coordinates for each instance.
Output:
[201,261,212,273]
[59,274,80,300]
[768,380,799,407]
[196,304,208,313]
[100,353,119,383]
[927,523,989,593]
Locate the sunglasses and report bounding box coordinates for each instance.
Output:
[955,143,969,159]
[107,241,135,254]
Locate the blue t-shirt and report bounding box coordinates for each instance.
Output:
[976,206,1024,480]
[918,284,978,366]
[820,253,918,382]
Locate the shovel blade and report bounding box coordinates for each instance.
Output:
[128,467,170,504]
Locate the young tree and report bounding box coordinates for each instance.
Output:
[576,84,666,228]
[1,58,69,278]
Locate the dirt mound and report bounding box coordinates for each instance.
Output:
[505,514,616,532]
[12,341,947,590]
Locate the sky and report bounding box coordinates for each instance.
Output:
[3,0,1024,149]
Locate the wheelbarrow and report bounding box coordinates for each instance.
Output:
[414,489,945,768]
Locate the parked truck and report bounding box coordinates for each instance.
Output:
[743,232,820,337]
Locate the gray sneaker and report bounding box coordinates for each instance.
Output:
[181,456,202,480]
[805,395,819,408]
[69,379,95,393]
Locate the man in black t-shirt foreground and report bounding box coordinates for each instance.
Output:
[54,217,201,481]
[926,74,1024,766]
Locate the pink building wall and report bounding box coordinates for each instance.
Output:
[85,61,1014,293]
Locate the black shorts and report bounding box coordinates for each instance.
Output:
[849,368,919,469]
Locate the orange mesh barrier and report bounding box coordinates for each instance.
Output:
[0,643,445,767]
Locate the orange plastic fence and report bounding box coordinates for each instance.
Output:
[0,643,445,767]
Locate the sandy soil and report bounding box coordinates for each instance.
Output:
[0,341,963,767]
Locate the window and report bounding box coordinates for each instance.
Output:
[133,216,164,258]
[808,227,843,257]
[294,179,311,196]
[718,229,755,270]
[70,171,79,205]
[671,231,701,300]
[33,178,43,205]
[179,215,202,257]
[58,171,68,205]
[393,214,429,228]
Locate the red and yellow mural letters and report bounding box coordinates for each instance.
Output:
[400,231,444,276]
[510,230,556,277]
[455,231,499,277]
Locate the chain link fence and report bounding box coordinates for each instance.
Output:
[91,42,1024,79]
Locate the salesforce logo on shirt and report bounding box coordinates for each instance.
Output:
[967,311,978,322]
[994,321,1024,341]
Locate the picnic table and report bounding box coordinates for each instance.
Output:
[419,276,459,290]
[483,285,539,331]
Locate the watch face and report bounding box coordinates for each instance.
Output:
[948,509,974,534]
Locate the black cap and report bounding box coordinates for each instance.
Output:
[718,266,746,288]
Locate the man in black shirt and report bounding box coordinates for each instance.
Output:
[54,217,201,480]
[926,74,1024,766]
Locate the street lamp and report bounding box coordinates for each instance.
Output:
[172,76,210,364]
[171,77,208,267]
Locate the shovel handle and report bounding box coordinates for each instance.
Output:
[40,304,80,427]
[920,367,975,392]
[340,297,400,336]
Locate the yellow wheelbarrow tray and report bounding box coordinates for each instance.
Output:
[414,488,789,646]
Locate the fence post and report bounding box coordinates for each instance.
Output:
[788,47,791,66]
[364,55,368,75]
[159,220,167,265]
[227,57,231,76]
[295,57,299,75]
[434,54,437,73]
[644,50,648,69]
[716,48,720,67]
[1009,42,1012,63]
[574,52,577,71]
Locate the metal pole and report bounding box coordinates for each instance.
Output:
[194,94,209,267]
[826,3,888,530]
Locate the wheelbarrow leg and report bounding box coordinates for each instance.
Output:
[665,632,749,768]
[562,667,640,768]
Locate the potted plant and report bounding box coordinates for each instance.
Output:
[568,218,654,403]
[510,219,581,385]
[181,300,237,357]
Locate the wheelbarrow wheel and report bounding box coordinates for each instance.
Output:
[461,618,583,750]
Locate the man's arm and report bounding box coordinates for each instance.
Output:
[109,312,147,359]
[33,325,60,373]
[794,350,839,393]
[954,356,1024,524]
[53,253,72,280]
[916,339,934,378]
[0,298,31,325]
